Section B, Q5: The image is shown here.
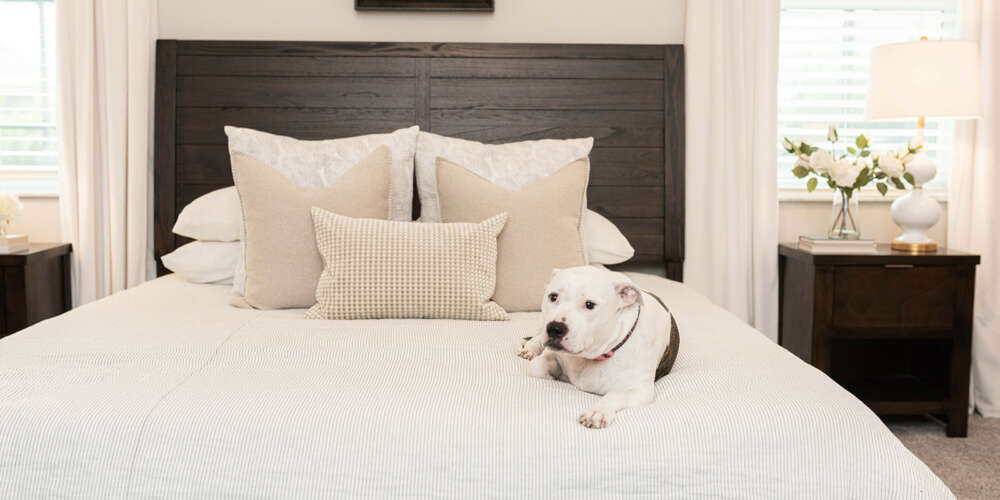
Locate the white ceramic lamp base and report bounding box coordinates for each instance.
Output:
[890,151,940,253]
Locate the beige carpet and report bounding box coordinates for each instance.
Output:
[886,415,1000,499]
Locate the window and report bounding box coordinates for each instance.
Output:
[0,0,58,196]
[778,0,958,194]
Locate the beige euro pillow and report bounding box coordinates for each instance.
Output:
[436,157,590,312]
[307,209,509,321]
[231,146,392,309]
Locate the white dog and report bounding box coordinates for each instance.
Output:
[517,266,679,429]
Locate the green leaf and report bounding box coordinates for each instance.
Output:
[847,146,857,154]
[860,150,870,157]
[806,177,818,192]
[856,135,868,149]
[792,165,810,178]
[877,183,888,196]
[904,172,916,185]
[891,177,906,190]
[827,179,836,189]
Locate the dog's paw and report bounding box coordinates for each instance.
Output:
[578,409,613,429]
[517,347,537,360]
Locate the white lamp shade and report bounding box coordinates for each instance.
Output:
[865,40,982,121]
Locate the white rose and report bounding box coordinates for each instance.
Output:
[877,151,904,178]
[794,157,810,169]
[809,149,835,174]
[0,193,23,219]
[782,137,795,153]
[908,135,925,150]
[829,158,862,188]
[827,125,839,143]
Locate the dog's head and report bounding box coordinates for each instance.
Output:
[541,266,643,357]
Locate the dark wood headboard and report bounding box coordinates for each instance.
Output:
[153,41,684,280]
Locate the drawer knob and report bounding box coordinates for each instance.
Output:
[884,264,915,269]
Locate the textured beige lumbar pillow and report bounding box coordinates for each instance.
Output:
[307,209,509,321]
[231,146,392,309]
[436,157,589,312]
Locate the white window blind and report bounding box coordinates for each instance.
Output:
[778,0,957,193]
[0,0,58,196]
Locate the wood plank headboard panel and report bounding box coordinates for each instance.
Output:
[154,41,685,280]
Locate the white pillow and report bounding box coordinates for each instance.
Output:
[584,210,635,265]
[414,132,594,222]
[162,241,241,285]
[225,125,420,298]
[173,187,242,241]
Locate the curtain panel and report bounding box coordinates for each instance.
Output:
[951,0,1000,417]
[56,0,158,305]
[684,0,781,340]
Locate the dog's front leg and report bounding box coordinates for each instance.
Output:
[527,350,562,380]
[578,383,655,429]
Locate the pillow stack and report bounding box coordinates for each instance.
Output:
[165,125,638,320]
[162,188,242,285]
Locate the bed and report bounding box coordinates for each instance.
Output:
[0,274,949,497]
[0,41,951,498]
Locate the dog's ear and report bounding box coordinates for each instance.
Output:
[615,281,643,308]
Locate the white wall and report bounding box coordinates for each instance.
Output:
[780,198,947,244]
[13,1,948,249]
[158,0,686,43]
[9,198,60,243]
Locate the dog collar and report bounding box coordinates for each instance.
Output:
[592,304,641,361]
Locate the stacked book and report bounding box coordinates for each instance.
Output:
[0,234,29,253]
[798,235,876,254]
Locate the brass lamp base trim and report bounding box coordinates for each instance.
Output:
[892,241,938,253]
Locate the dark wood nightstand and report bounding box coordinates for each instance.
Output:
[778,243,979,437]
[0,243,72,338]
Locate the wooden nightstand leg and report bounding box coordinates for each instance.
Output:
[946,408,968,437]
[948,266,975,438]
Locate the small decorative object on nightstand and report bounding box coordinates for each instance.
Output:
[778,243,979,437]
[0,243,72,338]
[0,192,28,253]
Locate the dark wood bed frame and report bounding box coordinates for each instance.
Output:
[153,40,685,279]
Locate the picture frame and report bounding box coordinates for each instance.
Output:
[354,0,494,12]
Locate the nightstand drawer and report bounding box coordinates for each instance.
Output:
[832,265,956,331]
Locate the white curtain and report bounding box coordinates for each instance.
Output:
[56,0,158,305]
[951,0,1000,417]
[684,0,781,340]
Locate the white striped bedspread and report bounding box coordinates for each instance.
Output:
[0,273,951,498]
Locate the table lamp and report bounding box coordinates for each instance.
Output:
[865,38,981,253]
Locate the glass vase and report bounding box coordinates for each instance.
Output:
[829,189,860,240]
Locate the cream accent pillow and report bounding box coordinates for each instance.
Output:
[415,132,594,222]
[436,157,590,312]
[232,146,393,309]
[307,209,509,321]
[226,125,419,299]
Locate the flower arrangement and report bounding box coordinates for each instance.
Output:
[781,125,924,239]
[0,193,24,237]
[782,125,922,196]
